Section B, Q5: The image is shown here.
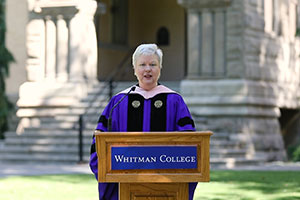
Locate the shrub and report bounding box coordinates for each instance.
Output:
[292,146,300,162]
[0,0,14,139]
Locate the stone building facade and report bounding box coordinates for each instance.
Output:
[180,0,300,161]
[4,0,300,163]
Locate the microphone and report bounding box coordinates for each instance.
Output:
[107,86,136,131]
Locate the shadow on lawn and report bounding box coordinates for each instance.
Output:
[211,170,300,195]
[11,174,96,184]
[197,193,254,200]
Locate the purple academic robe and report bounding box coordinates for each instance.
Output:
[89,85,197,200]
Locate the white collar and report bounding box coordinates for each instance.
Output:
[118,85,177,99]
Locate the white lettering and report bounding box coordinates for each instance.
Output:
[150,157,157,162]
[123,157,129,162]
[160,155,167,162]
[138,157,145,162]
[166,156,172,162]
[191,156,196,162]
[159,155,197,163]
[114,155,124,162]
[113,156,158,163]
[114,154,200,164]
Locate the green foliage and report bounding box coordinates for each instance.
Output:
[0,0,14,139]
[287,145,300,162]
[287,145,297,160]
[292,146,300,162]
[296,28,300,37]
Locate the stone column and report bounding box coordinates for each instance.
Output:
[44,15,56,80]
[56,15,69,82]
[68,0,98,83]
[26,17,46,81]
[201,10,214,76]
[214,9,226,76]
[186,11,201,78]
[179,0,230,78]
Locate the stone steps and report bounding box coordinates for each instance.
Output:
[0,144,90,154]
[17,114,99,125]
[210,149,248,158]
[210,140,246,148]
[0,82,104,164]
[210,132,230,140]
[17,107,87,118]
[21,122,96,130]
[4,137,92,146]
[1,129,93,164]
[210,157,266,169]
[0,153,89,164]
[0,81,266,167]
[4,130,93,138]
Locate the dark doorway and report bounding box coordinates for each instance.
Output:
[279,108,300,148]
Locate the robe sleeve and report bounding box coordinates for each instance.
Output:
[89,96,118,179]
[175,95,196,131]
[174,95,197,200]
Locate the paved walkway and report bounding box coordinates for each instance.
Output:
[0,162,92,177]
[1,161,300,178]
[213,161,300,171]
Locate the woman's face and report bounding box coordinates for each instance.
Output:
[134,54,161,91]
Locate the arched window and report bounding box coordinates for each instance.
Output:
[156,27,169,46]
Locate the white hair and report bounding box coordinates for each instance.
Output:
[132,44,163,68]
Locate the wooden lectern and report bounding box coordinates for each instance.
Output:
[95,131,212,200]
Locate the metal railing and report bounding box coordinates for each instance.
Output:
[77,47,135,162]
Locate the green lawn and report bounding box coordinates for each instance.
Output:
[0,174,98,200]
[0,171,300,200]
[195,171,300,200]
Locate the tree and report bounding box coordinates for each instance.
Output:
[0,0,14,139]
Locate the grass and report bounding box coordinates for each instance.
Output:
[194,171,300,200]
[0,171,300,200]
[0,174,98,200]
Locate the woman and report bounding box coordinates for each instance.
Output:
[90,44,197,199]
